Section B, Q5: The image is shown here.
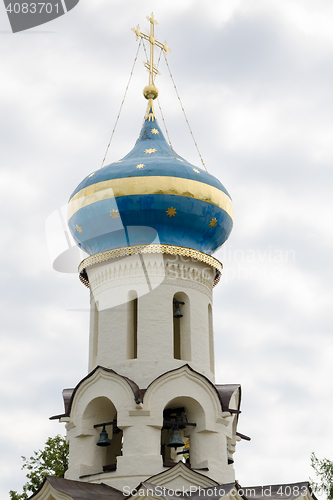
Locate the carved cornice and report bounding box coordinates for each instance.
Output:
[87,260,214,298]
[79,245,222,289]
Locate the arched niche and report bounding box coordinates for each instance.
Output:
[208,303,214,373]
[82,396,123,473]
[127,290,138,359]
[173,292,191,361]
[92,299,99,362]
[161,396,205,468]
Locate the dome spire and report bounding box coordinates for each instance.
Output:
[132,13,171,121]
[68,16,233,265]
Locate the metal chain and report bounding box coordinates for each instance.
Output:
[156,97,176,158]
[163,52,207,172]
[156,44,163,69]
[100,39,142,169]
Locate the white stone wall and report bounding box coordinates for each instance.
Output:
[86,253,216,387]
[63,252,240,490]
[65,366,237,490]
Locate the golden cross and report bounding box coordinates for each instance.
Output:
[132,13,171,87]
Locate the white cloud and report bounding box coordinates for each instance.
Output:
[1,0,333,497]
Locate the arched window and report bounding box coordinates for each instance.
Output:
[161,397,205,468]
[81,397,123,474]
[161,407,188,465]
[127,291,138,359]
[92,300,99,364]
[208,303,214,373]
[173,292,191,361]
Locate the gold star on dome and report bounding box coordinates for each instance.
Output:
[115,160,122,163]
[177,158,184,162]
[193,168,200,173]
[145,148,156,154]
[110,209,120,219]
[76,225,83,233]
[166,207,177,217]
[137,134,141,140]
[209,218,217,228]
[151,128,159,135]
[136,164,145,169]
[88,172,95,178]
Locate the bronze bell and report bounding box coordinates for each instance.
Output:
[173,300,184,319]
[174,306,183,319]
[227,447,234,464]
[166,426,185,449]
[96,425,111,447]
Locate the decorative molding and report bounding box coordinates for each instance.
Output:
[128,410,151,417]
[65,421,75,431]
[143,365,222,421]
[146,461,219,488]
[163,276,213,299]
[86,259,214,298]
[70,367,140,422]
[68,176,234,221]
[79,245,222,289]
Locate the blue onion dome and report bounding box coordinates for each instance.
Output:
[68,104,233,258]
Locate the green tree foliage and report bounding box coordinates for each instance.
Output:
[310,452,333,500]
[9,435,69,500]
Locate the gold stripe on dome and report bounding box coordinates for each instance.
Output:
[78,244,222,288]
[68,176,234,221]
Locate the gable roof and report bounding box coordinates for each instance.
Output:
[241,482,317,500]
[28,475,317,500]
[141,481,236,500]
[30,476,124,500]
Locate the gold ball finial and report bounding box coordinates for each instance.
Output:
[143,84,159,100]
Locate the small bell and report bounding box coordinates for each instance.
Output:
[227,446,234,464]
[173,300,184,319]
[166,426,185,449]
[96,425,111,447]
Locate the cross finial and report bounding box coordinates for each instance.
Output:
[146,13,158,26]
[132,14,171,121]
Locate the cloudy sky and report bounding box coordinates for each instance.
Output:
[1,0,333,497]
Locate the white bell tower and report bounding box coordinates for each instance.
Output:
[63,251,240,490]
[50,13,243,495]
[84,251,218,385]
